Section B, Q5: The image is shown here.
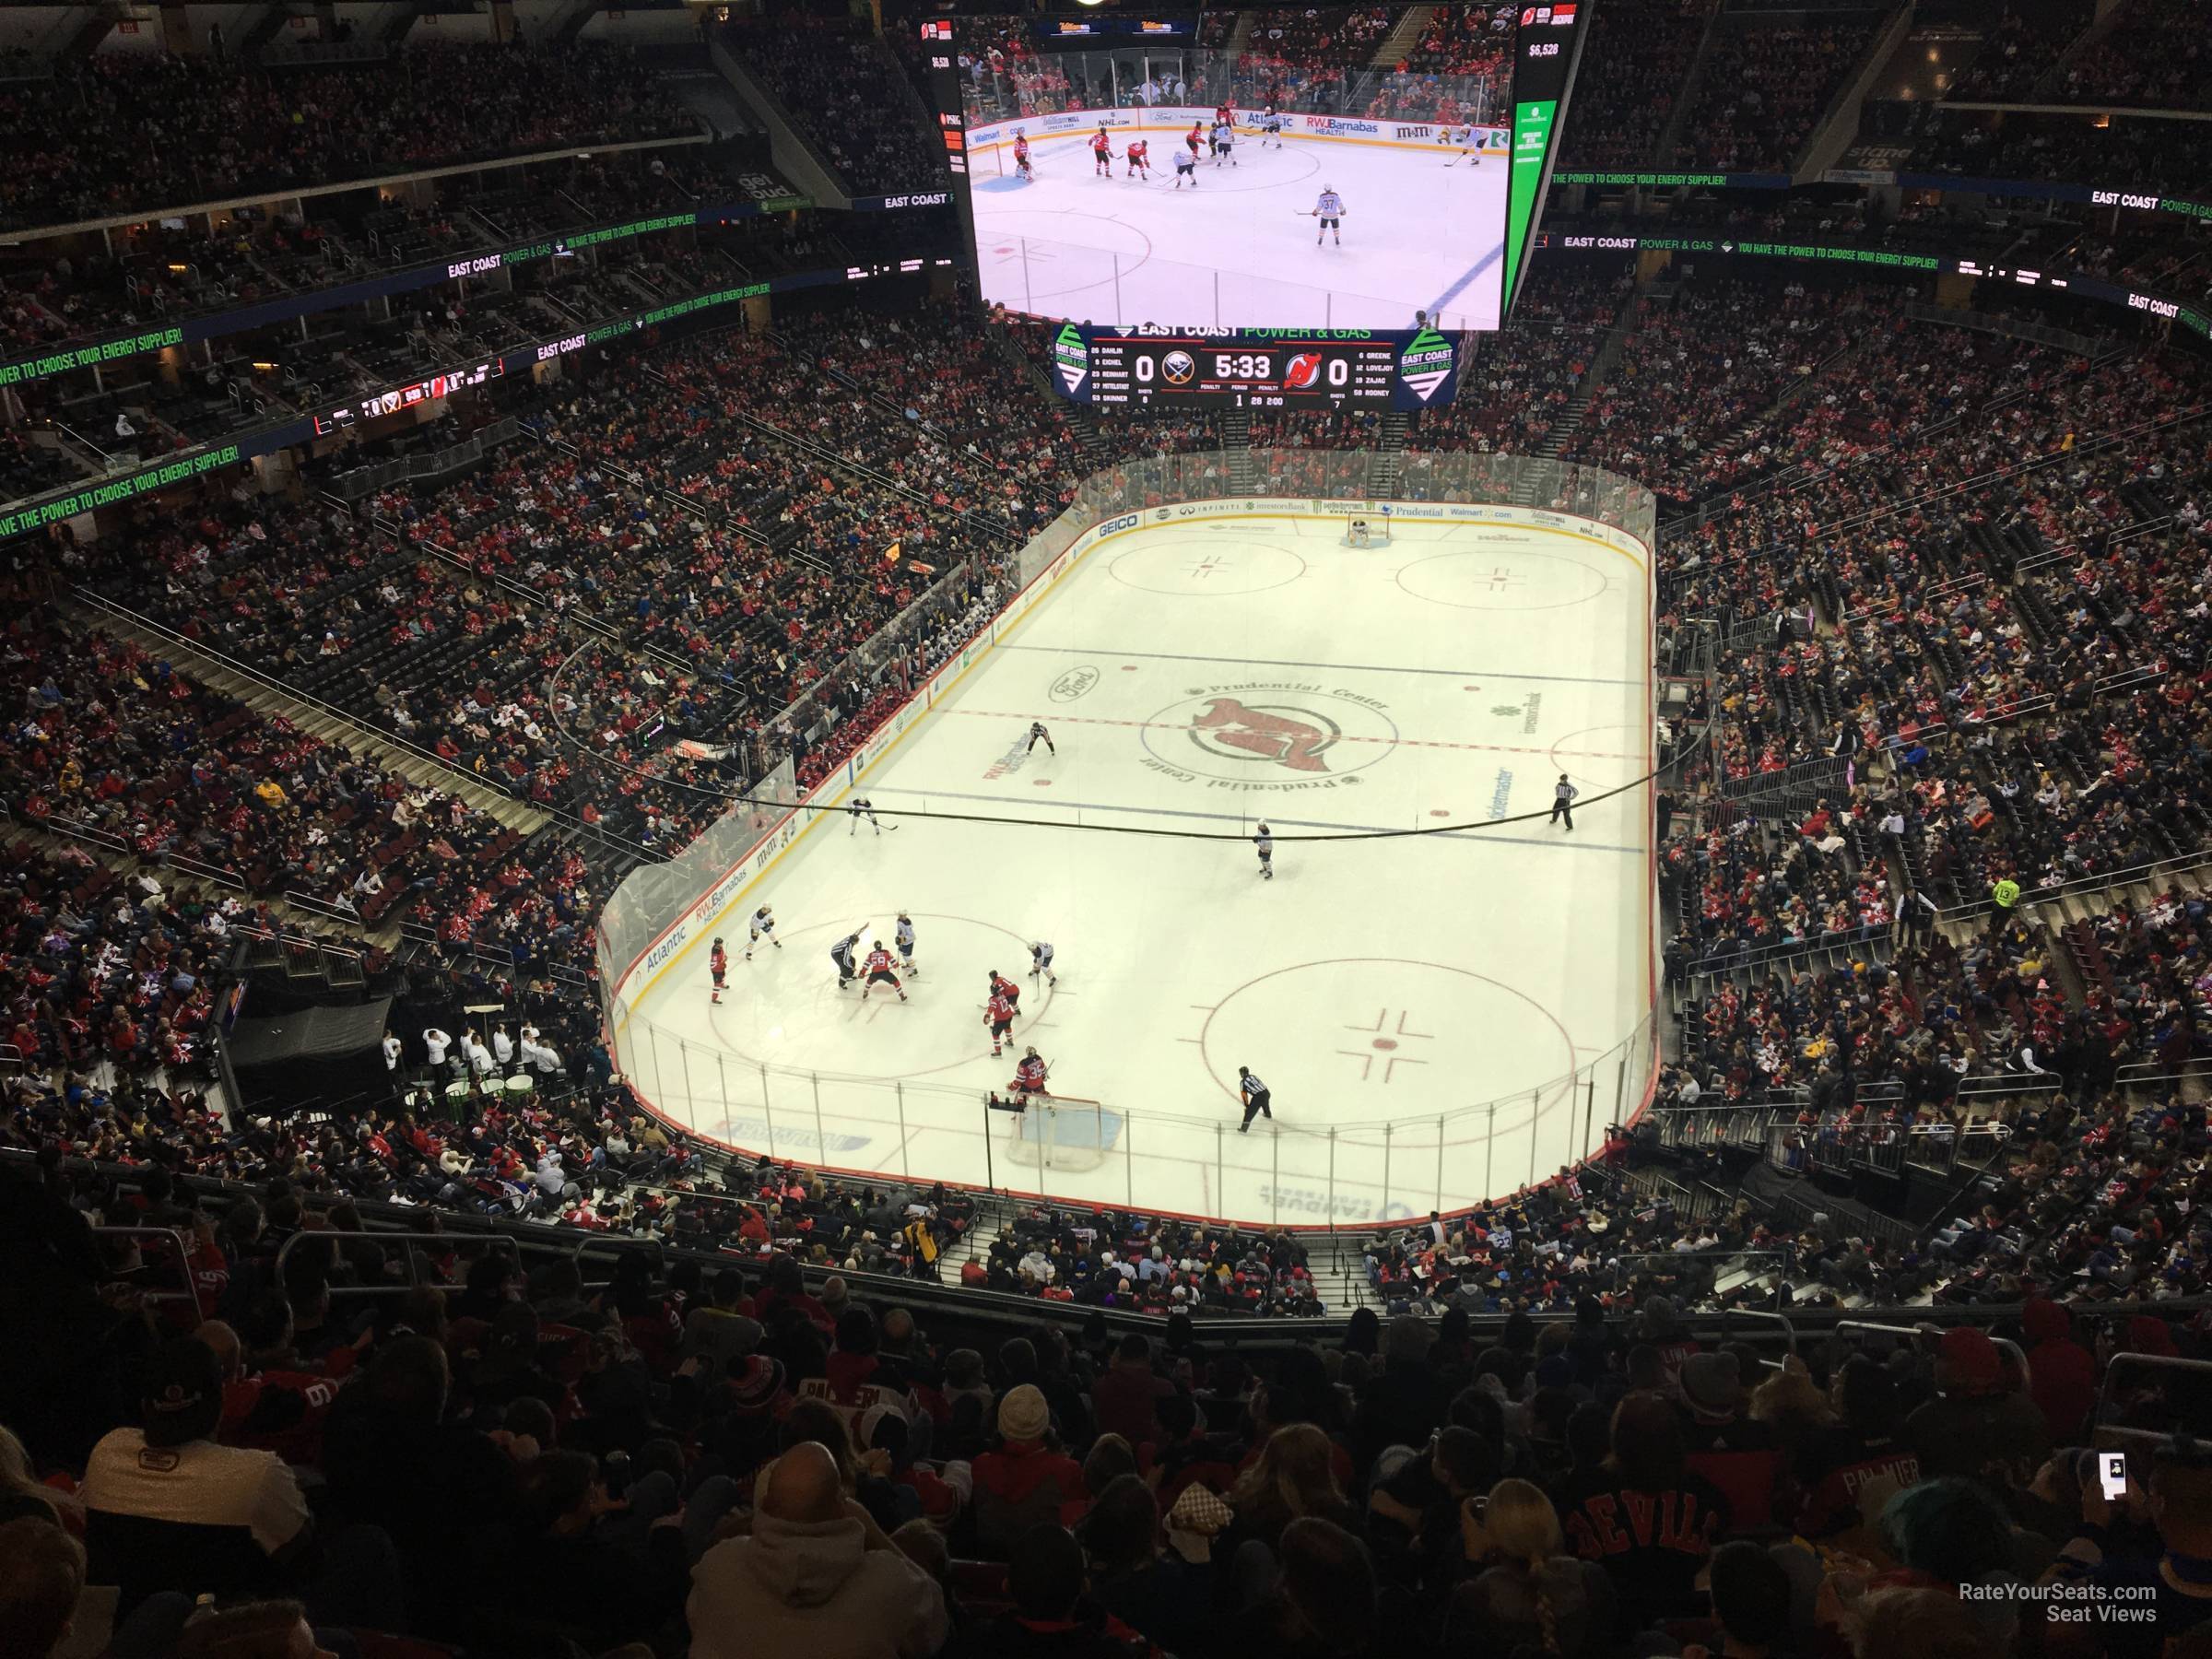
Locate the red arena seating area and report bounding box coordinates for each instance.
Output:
[2,11,2212,1657]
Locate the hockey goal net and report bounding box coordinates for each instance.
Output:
[1343,515,1393,547]
[998,1094,1115,1174]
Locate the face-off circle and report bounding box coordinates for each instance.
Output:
[1548,724,1649,794]
[1107,537,1306,596]
[1198,959,1578,1136]
[1394,547,1608,612]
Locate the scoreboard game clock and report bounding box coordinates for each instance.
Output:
[1056,326,1458,410]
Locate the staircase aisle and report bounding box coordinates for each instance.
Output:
[1371,6,1433,68]
[65,596,547,837]
[1223,406,1259,493]
[1368,410,1410,498]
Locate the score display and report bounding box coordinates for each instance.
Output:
[1056,326,1456,410]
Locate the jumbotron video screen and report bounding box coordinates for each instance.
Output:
[920,5,1589,333]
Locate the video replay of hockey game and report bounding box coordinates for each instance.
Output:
[926,7,1524,332]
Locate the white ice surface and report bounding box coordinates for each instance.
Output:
[970,124,1509,332]
[620,512,1653,1225]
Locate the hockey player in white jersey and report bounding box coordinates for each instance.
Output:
[1312,188,1346,247]
[896,912,919,974]
[746,903,781,959]
[1261,106,1285,147]
[1441,124,1483,165]
[849,795,885,835]
[1254,823,1275,879]
[1210,121,1236,166]
[1030,940,1056,987]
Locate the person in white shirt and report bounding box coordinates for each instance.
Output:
[466,1030,497,1078]
[422,1027,453,1072]
[382,1033,403,1073]
[492,1026,515,1067]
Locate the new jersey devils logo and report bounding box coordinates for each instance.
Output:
[1283,352,1324,391]
[1189,698,1335,771]
[1144,687,1397,788]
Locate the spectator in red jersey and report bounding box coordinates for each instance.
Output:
[972,1383,1087,1559]
[1678,1351,1787,1531]
[2023,1297,2099,1444]
[1793,1356,1921,1549]
[1092,1333,1176,1447]
[1560,1392,1728,1637]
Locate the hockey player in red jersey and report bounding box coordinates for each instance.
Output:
[1011,1047,1049,1095]
[1091,124,1113,177]
[1216,101,1233,131]
[1013,130,1033,182]
[988,968,1022,1011]
[710,937,727,1005]
[984,990,1017,1055]
[1124,138,1150,180]
[862,944,907,1002]
[1186,122,1204,159]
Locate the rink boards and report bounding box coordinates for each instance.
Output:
[607,497,1659,1226]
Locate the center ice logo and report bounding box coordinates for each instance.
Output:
[1142,686,1399,790]
[1194,698,1335,771]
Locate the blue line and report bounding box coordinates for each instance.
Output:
[1429,238,1505,320]
[864,782,1645,853]
[996,641,1642,688]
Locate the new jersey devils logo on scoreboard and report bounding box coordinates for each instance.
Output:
[1282,352,1324,391]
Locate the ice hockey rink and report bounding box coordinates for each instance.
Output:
[969,124,1511,332]
[616,510,1655,1227]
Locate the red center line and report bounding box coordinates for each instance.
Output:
[953,708,1642,761]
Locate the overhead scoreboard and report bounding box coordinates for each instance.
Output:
[1053,325,1458,410]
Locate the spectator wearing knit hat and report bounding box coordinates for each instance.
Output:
[1905,1326,2051,1492]
[972,1382,1086,1559]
